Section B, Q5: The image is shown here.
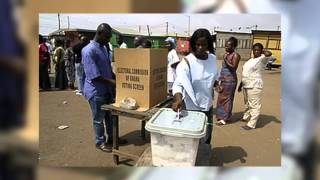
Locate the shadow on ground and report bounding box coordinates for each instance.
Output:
[119,130,150,147]
[220,112,281,128]
[211,146,248,166]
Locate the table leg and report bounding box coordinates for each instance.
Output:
[140,120,146,140]
[112,115,119,165]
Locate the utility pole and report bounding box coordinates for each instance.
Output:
[58,13,61,30]
[67,16,70,29]
[147,25,150,36]
[166,22,168,35]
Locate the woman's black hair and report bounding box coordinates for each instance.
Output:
[227,36,238,48]
[252,42,264,50]
[190,28,214,54]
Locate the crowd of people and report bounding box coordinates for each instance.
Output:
[39,34,90,94]
[39,23,274,152]
[168,30,273,140]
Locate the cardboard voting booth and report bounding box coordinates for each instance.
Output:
[114,48,168,111]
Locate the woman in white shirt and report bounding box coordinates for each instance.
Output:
[172,28,219,144]
[238,43,271,130]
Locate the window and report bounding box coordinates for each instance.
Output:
[268,39,278,49]
[243,39,248,49]
[240,39,244,49]
[247,39,251,49]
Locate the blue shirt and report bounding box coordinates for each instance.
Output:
[82,40,113,101]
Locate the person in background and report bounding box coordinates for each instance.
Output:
[53,39,67,90]
[73,35,89,96]
[39,34,51,91]
[165,37,180,95]
[172,28,219,144]
[141,38,152,48]
[82,23,127,153]
[133,36,144,48]
[117,34,127,48]
[64,39,75,90]
[133,36,152,48]
[237,43,272,130]
[45,38,53,52]
[45,38,53,61]
[216,37,241,125]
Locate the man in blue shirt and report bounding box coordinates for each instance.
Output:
[82,23,125,152]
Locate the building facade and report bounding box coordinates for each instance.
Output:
[215,31,253,61]
[252,30,281,66]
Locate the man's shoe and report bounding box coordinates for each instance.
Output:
[96,143,112,153]
[107,138,128,145]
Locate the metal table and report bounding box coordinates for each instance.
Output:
[101,97,173,165]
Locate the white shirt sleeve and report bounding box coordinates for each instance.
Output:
[172,60,190,96]
[262,56,275,65]
[256,54,269,69]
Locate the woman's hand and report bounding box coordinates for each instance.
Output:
[215,85,223,93]
[172,100,183,112]
[172,93,183,112]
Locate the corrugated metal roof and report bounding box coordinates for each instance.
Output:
[49,28,122,36]
[48,28,96,36]
[251,30,281,34]
[48,27,191,38]
[215,30,252,34]
[112,27,144,36]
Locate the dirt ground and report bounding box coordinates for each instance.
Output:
[39,60,281,167]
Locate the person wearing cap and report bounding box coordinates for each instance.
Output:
[165,37,180,95]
